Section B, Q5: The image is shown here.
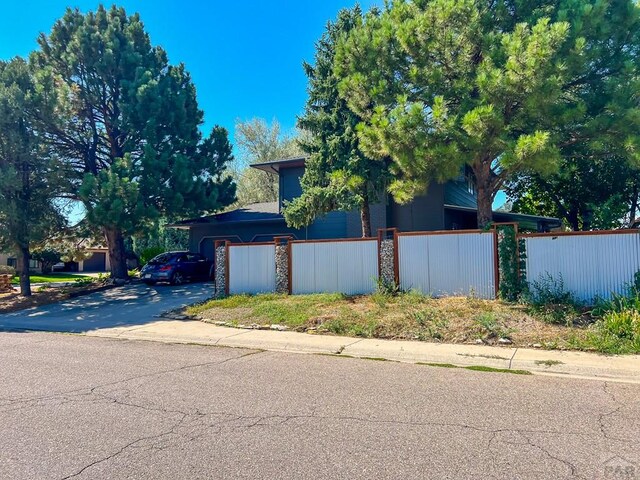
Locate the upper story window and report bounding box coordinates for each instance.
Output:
[458,166,477,197]
[466,173,477,196]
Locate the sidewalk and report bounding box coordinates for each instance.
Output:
[85,319,640,384]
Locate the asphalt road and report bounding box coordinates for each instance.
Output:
[0,282,213,333]
[1,333,638,479]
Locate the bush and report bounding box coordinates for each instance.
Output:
[475,312,511,340]
[599,309,640,340]
[74,277,95,287]
[0,265,16,276]
[572,309,640,354]
[524,273,581,325]
[569,271,640,354]
[139,247,165,266]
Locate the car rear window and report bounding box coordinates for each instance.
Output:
[148,253,175,264]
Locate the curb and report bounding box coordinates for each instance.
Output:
[83,320,640,384]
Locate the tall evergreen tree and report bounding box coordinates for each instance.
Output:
[0,58,66,296]
[284,6,388,238]
[335,0,640,228]
[33,5,235,279]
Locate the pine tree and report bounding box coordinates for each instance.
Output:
[0,58,66,296]
[284,6,389,238]
[335,0,640,228]
[33,6,235,279]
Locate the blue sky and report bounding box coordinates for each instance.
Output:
[0,1,379,138]
[0,0,506,208]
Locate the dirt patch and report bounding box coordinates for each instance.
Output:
[187,293,588,350]
[0,284,113,314]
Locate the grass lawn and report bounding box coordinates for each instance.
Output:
[187,290,640,355]
[186,292,594,351]
[10,273,92,285]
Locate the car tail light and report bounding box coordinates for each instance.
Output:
[159,266,173,272]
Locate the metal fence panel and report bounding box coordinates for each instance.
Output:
[292,240,378,295]
[229,244,276,294]
[524,233,640,302]
[398,233,496,299]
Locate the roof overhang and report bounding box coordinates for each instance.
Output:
[250,156,308,174]
[444,204,562,231]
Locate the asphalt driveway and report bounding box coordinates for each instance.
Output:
[0,282,213,333]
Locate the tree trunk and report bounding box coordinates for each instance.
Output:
[629,183,638,227]
[360,193,372,238]
[18,246,31,297]
[473,160,495,229]
[568,208,580,231]
[104,227,129,281]
[476,184,494,229]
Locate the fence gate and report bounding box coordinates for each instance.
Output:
[398,231,496,299]
[228,244,276,295]
[291,239,378,295]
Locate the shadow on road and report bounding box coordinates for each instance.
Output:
[0,282,214,333]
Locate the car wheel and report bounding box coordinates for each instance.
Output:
[171,272,184,286]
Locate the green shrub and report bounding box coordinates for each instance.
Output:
[74,277,95,287]
[572,308,640,354]
[375,277,401,296]
[139,247,165,266]
[568,271,640,354]
[600,309,640,339]
[524,273,581,325]
[475,312,511,339]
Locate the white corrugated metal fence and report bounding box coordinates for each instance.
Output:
[228,244,276,294]
[398,232,496,299]
[291,240,378,295]
[524,232,640,302]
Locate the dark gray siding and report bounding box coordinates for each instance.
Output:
[189,223,304,260]
[279,167,305,206]
[345,202,388,237]
[444,180,477,209]
[388,183,445,231]
[306,211,347,239]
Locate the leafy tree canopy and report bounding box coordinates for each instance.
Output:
[33,5,236,278]
[231,118,304,207]
[335,0,640,228]
[284,6,390,237]
[0,57,66,295]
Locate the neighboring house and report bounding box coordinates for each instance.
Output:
[171,156,561,260]
[59,241,110,273]
[77,246,111,273]
[0,244,110,274]
[0,252,42,273]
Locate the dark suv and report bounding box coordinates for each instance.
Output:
[140,252,213,286]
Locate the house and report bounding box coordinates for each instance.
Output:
[172,156,561,260]
[0,244,110,274]
[0,252,42,273]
